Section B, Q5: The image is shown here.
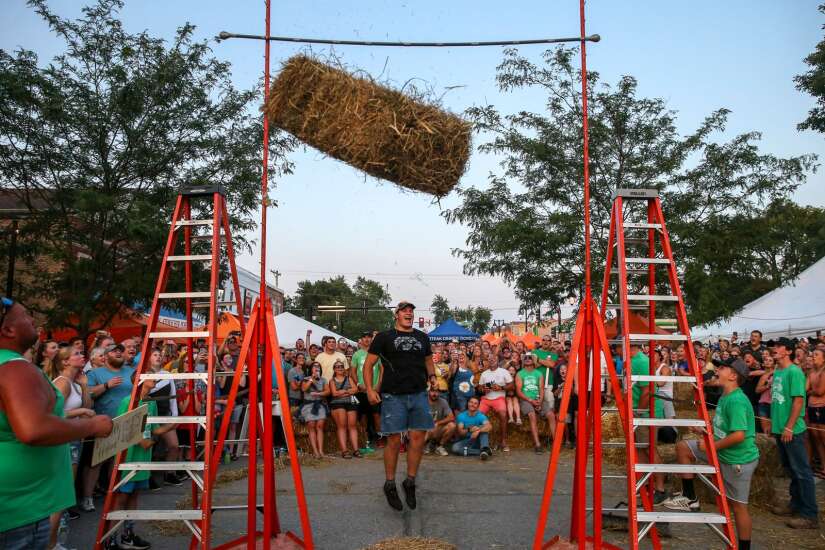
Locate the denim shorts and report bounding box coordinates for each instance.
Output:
[118,479,150,494]
[0,516,50,550]
[69,440,82,465]
[452,394,470,413]
[380,391,434,435]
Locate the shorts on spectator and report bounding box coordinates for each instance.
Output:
[686,439,757,504]
[288,397,302,408]
[301,401,327,422]
[118,479,150,494]
[452,394,470,413]
[478,396,506,416]
[519,399,553,417]
[356,392,380,416]
[0,516,50,550]
[379,391,433,435]
[330,402,358,412]
[757,402,771,421]
[230,404,244,424]
[807,405,825,425]
[69,440,82,465]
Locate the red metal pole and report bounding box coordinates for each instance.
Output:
[580,0,591,300]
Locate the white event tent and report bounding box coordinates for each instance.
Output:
[693,255,825,340]
[274,311,356,348]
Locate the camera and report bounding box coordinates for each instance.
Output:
[485,382,493,389]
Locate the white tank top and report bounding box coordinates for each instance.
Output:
[54,375,83,412]
[655,364,673,398]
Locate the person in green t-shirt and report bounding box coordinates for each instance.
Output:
[515,354,555,453]
[533,335,559,383]
[103,373,176,550]
[662,358,759,550]
[628,344,667,502]
[351,331,382,447]
[768,338,819,529]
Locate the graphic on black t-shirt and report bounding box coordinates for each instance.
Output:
[369,328,432,395]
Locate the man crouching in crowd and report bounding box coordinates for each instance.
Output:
[0,299,113,549]
[425,384,455,456]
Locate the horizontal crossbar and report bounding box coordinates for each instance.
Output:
[216,31,602,47]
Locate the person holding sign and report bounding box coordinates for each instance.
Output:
[0,298,113,550]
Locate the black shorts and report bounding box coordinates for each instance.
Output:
[356,392,380,415]
[808,405,825,425]
[330,402,358,412]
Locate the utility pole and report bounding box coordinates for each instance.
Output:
[270,269,281,287]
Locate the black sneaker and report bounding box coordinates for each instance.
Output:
[148,477,162,492]
[103,537,122,550]
[66,506,81,520]
[480,447,492,461]
[383,480,403,511]
[401,477,417,510]
[120,529,151,550]
[164,473,183,486]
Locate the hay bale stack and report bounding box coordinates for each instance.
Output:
[362,537,456,550]
[265,55,471,197]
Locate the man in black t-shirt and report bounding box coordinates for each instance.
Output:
[364,300,436,511]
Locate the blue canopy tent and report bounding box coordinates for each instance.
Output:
[427,318,480,342]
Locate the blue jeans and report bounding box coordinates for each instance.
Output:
[0,517,50,550]
[380,391,434,435]
[775,433,819,519]
[451,432,490,456]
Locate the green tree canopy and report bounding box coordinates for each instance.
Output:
[430,294,451,325]
[444,47,819,326]
[796,3,825,134]
[0,0,294,338]
[285,276,393,340]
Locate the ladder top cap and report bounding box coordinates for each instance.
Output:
[180,184,226,197]
[612,188,659,200]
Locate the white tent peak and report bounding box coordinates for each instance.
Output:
[274,311,356,348]
[693,255,825,339]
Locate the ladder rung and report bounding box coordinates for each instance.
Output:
[628,333,688,341]
[148,331,210,339]
[192,301,236,308]
[611,268,649,275]
[140,372,208,381]
[119,462,204,471]
[624,222,662,230]
[175,219,213,228]
[190,234,219,242]
[158,291,212,299]
[602,407,649,414]
[605,303,649,310]
[636,511,726,524]
[631,375,695,384]
[627,294,678,302]
[598,441,649,448]
[635,463,716,474]
[106,510,203,521]
[148,416,207,424]
[633,418,705,428]
[613,188,659,200]
[615,237,648,246]
[586,474,627,479]
[167,255,213,262]
[625,257,671,264]
[587,507,629,513]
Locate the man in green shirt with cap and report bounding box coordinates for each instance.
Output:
[662,358,759,550]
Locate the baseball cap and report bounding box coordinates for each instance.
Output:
[394,300,416,312]
[711,356,734,368]
[360,331,372,338]
[720,358,749,379]
[105,343,125,353]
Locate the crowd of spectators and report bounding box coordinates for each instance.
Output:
[8,322,825,548]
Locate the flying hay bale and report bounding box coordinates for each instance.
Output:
[264,55,471,197]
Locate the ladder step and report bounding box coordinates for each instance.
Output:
[627,294,679,302]
[148,416,207,424]
[587,507,629,513]
[586,474,627,479]
[190,234,222,242]
[633,418,705,428]
[624,222,662,230]
[631,375,695,384]
[192,301,236,308]
[611,268,649,275]
[106,510,203,521]
[613,188,659,200]
[119,462,204,471]
[158,291,212,299]
[636,511,726,524]
[167,255,213,262]
[615,237,648,246]
[635,463,716,474]
[625,257,671,264]
[175,219,213,228]
[628,333,688,341]
[602,407,649,414]
[605,303,649,310]
[148,331,210,339]
[598,441,649,448]
[140,372,208,381]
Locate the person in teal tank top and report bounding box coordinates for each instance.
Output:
[0,299,113,549]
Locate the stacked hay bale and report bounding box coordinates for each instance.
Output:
[264,55,471,197]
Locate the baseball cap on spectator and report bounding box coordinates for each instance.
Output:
[360,331,372,338]
[105,343,125,353]
[394,300,415,313]
[711,356,734,368]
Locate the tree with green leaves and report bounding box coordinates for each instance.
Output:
[0,0,294,340]
[444,47,817,326]
[430,294,451,325]
[452,305,492,334]
[286,276,393,340]
[796,3,825,134]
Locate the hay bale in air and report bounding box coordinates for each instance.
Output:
[264,55,471,197]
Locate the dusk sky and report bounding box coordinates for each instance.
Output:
[3,1,823,324]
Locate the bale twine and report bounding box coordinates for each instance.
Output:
[264,55,471,197]
[362,537,456,550]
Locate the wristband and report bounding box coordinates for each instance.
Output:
[784,427,793,433]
